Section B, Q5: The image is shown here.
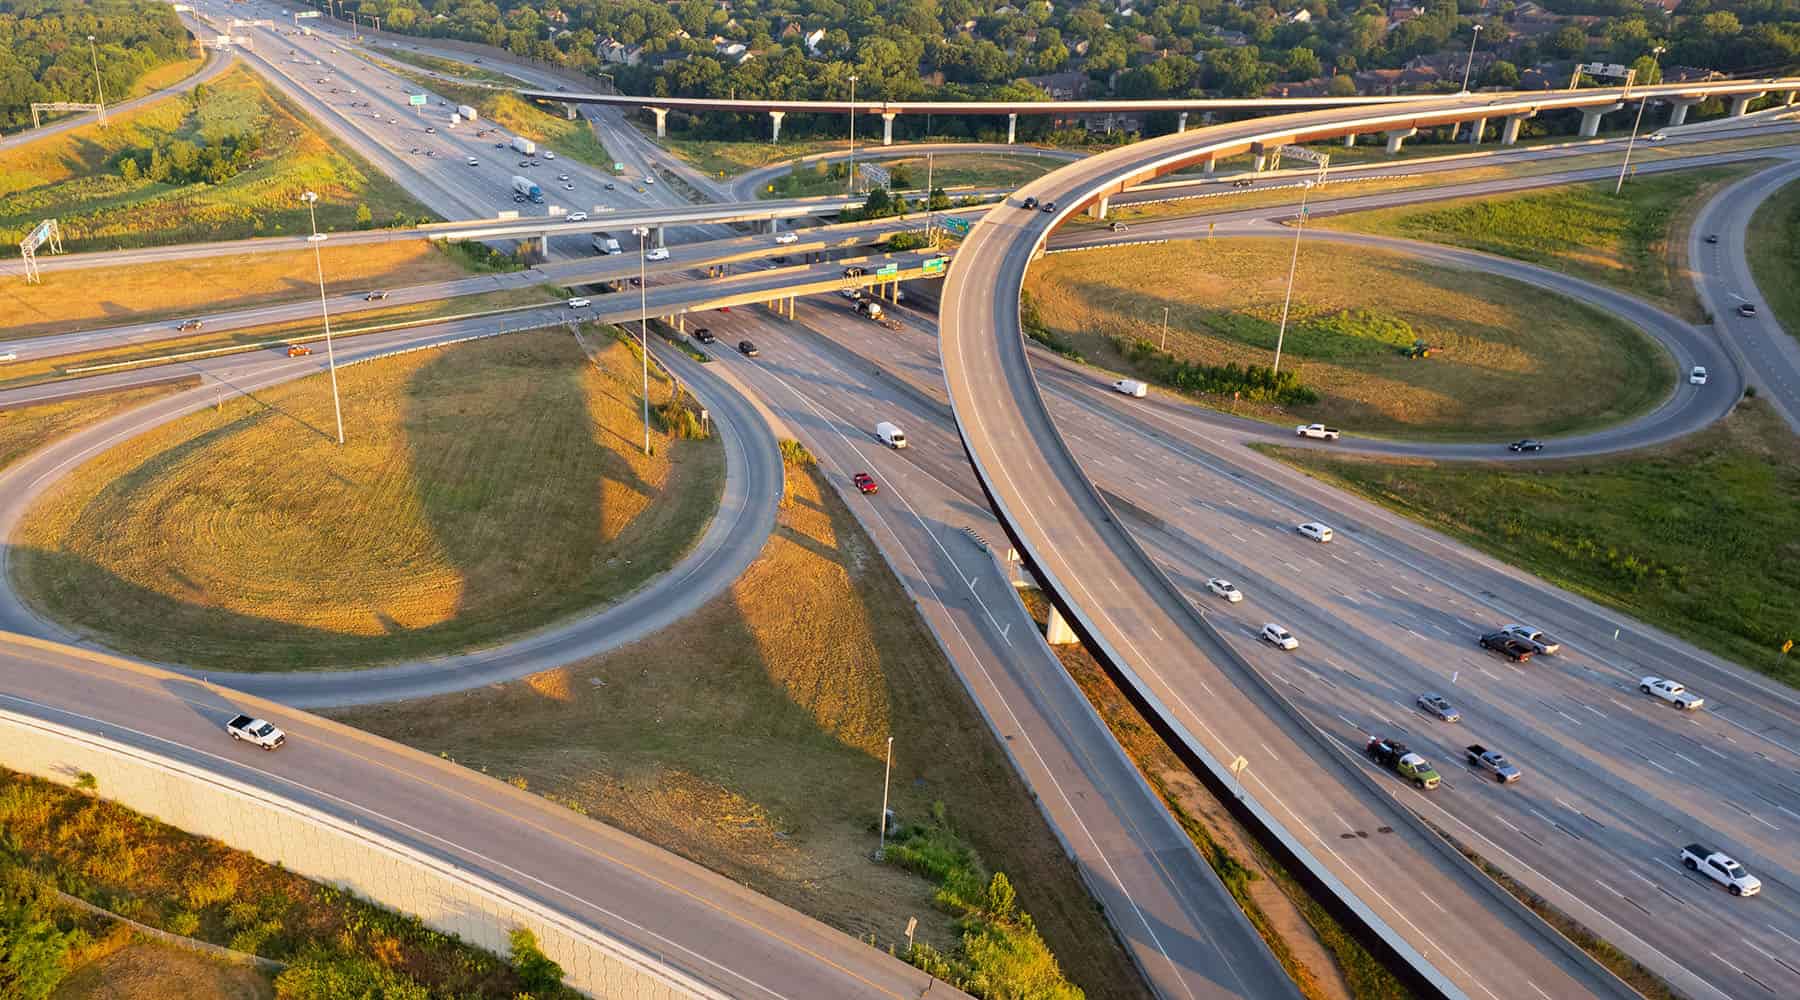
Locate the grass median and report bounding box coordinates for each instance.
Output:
[335,446,1146,1000]
[763,152,1057,198]
[392,71,614,173]
[1260,397,1799,685]
[1024,238,1671,440]
[0,384,192,470]
[13,327,723,672]
[1748,175,1800,340]
[0,63,432,252]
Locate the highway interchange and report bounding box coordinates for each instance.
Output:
[3,5,1799,999]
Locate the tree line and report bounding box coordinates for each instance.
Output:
[0,0,195,132]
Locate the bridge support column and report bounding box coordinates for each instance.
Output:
[1342,133,1355,147]
[1500,111,1535,145]
[1667,97,1703,125]
[1466,117,1487,144]
[1045,605,1079,645]
[1729,92,1766,117]
[563,103,577,121]
[1252,151,1269,172]
[766,218,779,235]
[1579,103,1621,137]
[881,112,896,146]
[650,107,668,138]
[1089,196,1109,221]
[1006,113,1017,144]
[653,225,665,248]
[1203,157,1216,176]
[1177,111,1189,133]
[1383,127,1416,154]
[769,110,785,143]
[537,234,549,257]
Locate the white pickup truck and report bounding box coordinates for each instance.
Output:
[1295,423,1341,440]
[226,714,287,750]
[1639,677,1704,711]
[1681,844,1762,896]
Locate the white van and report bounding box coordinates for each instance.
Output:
[593,235,622,255]
[876,421,907,449]
[1111,379,1147,397]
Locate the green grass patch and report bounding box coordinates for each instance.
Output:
[372,47,520,85]
[1318,165,1762,319]
[14,329,724,671]
[388,70,613,173]
[1747,175,1800,342]
[662,136,847,179]
[1261,397,1800,684]
[0,64,434,252]
[1026,239,1672,440]
[764,152,1057,199]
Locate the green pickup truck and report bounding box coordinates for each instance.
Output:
[1365,736,1440,790]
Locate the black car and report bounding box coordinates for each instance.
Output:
[1704,234,1720,244]
[1738,303,1758,318]
[1508,439,1544,452]
[178,318,204,331]
[1021,196,1039,210]
[738,340,759,357]
[694,328,716,344]
[1232,178,1255,188]
[1040,201,1056,212]
[1479,632,1535,662]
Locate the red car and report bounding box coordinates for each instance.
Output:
[852,472,878,495]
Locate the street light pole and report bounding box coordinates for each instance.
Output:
[1161,305,1170,351]
[1459,24,1483,94]
[1615,46,1665,195]
[633,226,651,456]
[86,35,106,124]
[925,152,934,242]
[846,74,858,195]
[877,735,893,859]
[301,192,346,446]
[1271,180,1315,378]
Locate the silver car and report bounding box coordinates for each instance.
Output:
[1417,693,1461,722]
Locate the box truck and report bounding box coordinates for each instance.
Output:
[511,175,543,203]
[511,136,537,155]
[457,104,478,122]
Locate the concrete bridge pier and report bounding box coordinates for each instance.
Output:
[1666,97,1703,125]
[1045,605,1078,645]
[1177,111,1189,133]
[1089,196,1110,221]
[1500,110,1536,145]
[770,110,785,143]
[1006,113,1017,144]
[1579,103,1622,137]
[653,225,665,248]
[765,218,780,235]
[1729,92,1766,117]
[1252,151,1269,172]
[537,234,550,257]
[881,112,897,145]
[650,107,668,138]
[563,103,577,121]
[1203,157,1216,176]
[1383,127,1417,154]
[1342,133,1355,147]
[1466,117,1488,144]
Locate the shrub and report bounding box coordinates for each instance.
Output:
[779,439,816,467]
[273,949,430,1000]
[1119,337,1318,405]
[0,866,86,1000]
[508,928,564,994]
[184,866,239,910]
[654,399,710,440]
[165,909,201,936]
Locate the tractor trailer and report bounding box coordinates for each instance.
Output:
[457,104,478,122]
[511,136,537,155]
[511,175,543,203]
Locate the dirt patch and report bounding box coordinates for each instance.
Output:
[54,938,274,1000]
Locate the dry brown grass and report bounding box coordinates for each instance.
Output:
[13,329,723,671]
[53,939,273,1000]
[334,454,1148,1000]
[124,56,208,100]
[0,384,190,471]
[1025,238,1670,439]
[0,241,476,341]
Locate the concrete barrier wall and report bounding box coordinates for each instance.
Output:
[0,710,719,1000]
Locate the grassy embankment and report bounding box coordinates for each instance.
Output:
[1263,397,1799,684]
[14,329,723,672]
[0,285,561,391]
[336,444,1143,1000]
[1319,164,1761,320]
[0,385,190,471]
[123,54,209,100]
[0,64,432,252]
[0,240,485,341]
[1013,591,1401,1000]
[657,136,847,178]
[1747,175,1800,340]
[764,152,1058,198]
[1,767,579,999]
[389,70,614,173]
[1023,238,1670,440]
[372,46,519,85]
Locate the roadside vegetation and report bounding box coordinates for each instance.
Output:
[660,136,846,179]
[1318,164,1761,320]
[0,65,432,252]
[1747,175,1800,340]
[0,0,195,132]
[0,384,188,472]
[335,446,1144,1000]
[1263,397,1799,685]
[1014,590,1394,1000]
[371,46,520,85]
[1023,238,1670,440]
[0,767,579,999]
[765,152,1057,198]
[388,71,614,173]
[0,240,482,341]
[14,329,724,672]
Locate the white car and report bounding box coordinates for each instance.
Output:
[774,232,799,244]
[1689,366,1708,385]
[567,211,588,222]
[1260,623,1299,650]
[1639,676,1704,710]
[567,297,591,308]
[544,150,556,160]
[1681,844,1762,896]
[1296,522,1334,543]
[1206,578,1244,603]
[644,175,655,184]
[645,247,671,261]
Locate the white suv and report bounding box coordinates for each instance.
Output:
[1260,623,1299,650]
[1206,578,1243,602]
[1296,522,1333,543]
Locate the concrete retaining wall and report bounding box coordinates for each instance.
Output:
[0,710,718,1000]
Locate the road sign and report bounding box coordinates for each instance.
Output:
[21,219,55,256]
[408,94,428,107]
[613,162,626,174]
[1277,145,1330,166]
[294,9,319,17]
[876,263,899,276]
[942,216,971,236]
[922,257,947,274]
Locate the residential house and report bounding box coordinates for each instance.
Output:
[804,28,826,54]
[596,37,643,66]
[1024,70,1089,100]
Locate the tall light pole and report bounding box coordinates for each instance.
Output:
[1271,180,1315,378]
[876,736,893,860]
[86,35,106,124]
[924,152,935,242]
[846,74,858,195]
[300,192,346,446]
[1459,24,1484,94]
[1161,305,1170,351]
[1616,46,1666,195]
[632,226,651,456]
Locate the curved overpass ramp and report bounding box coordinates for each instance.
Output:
[938,82,1794,1000]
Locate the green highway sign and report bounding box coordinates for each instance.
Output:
[408,94,428,107]
[942,216,971,235]
[876,263,899,276]
[922,257,947,274]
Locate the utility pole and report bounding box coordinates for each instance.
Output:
[1271,180,1315,378]
[846,74,858,195]
[925,152,934,242]
[1459,24,1483,93]
[633,226,651,455]
[300,192,346,446]
[876,736,893,860]
[86,35,106,126]
[1161,305,1170,351]
[1616,46,1665,195]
